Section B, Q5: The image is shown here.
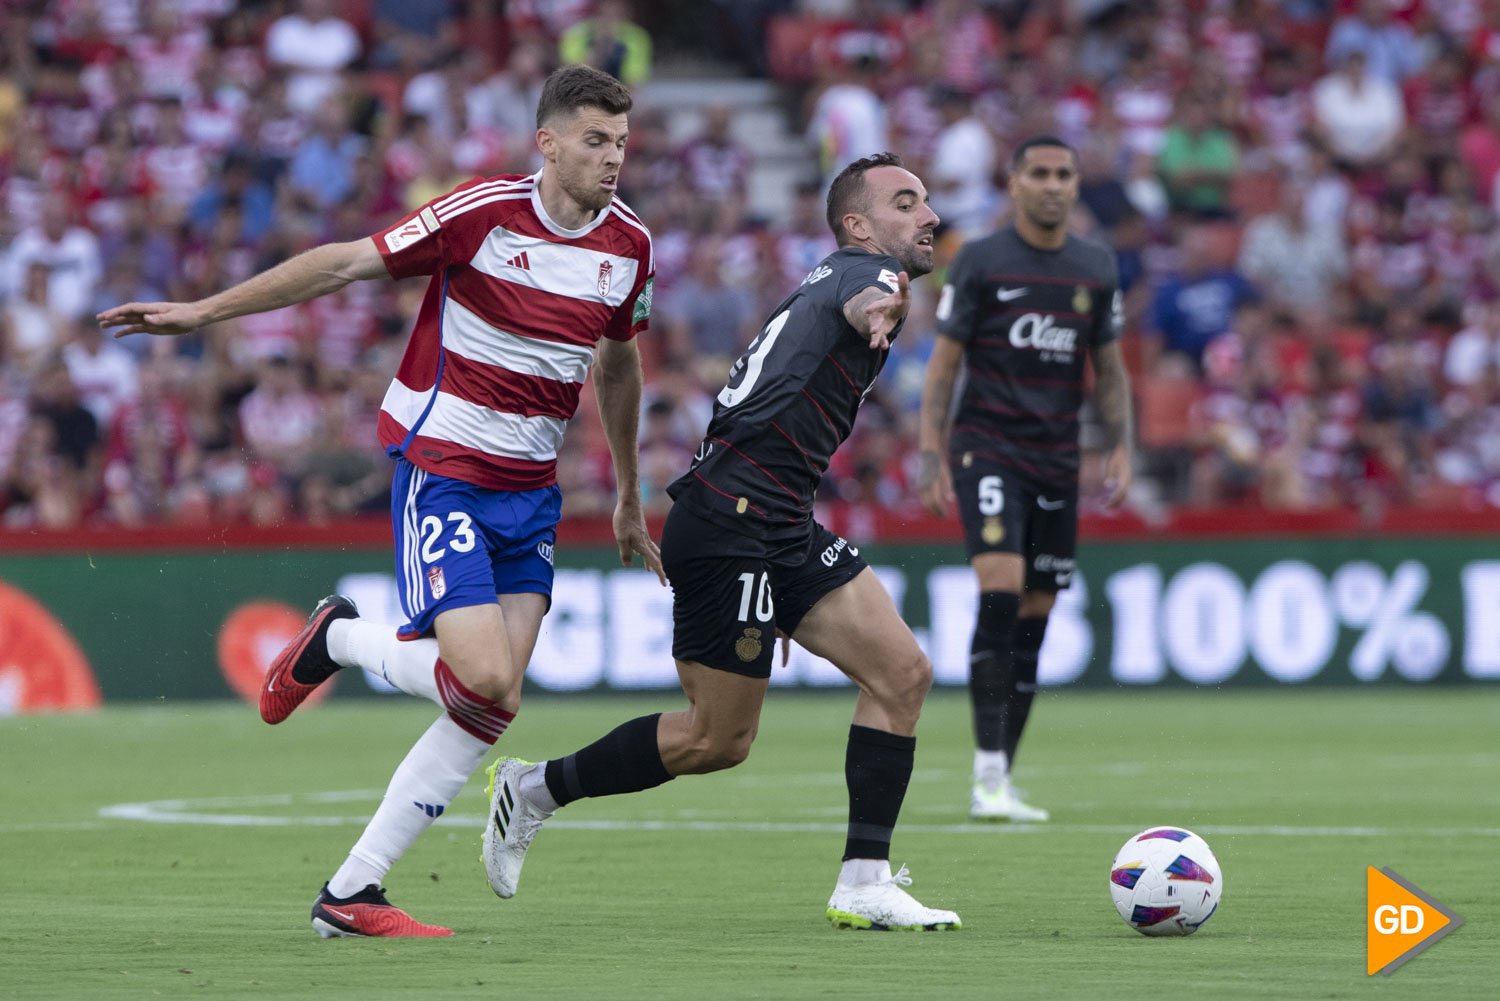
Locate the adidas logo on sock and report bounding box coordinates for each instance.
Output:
[413,801,446,818]
[505,252,531,270]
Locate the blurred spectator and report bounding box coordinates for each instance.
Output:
[813,0,906,75]
[659,236,759,380]
[473,40,552,147]
[926,86,998,239]
[127,3,209,101]
[1325,0,1425,83]
[675,104,752,224]
[5,194,102,320]
[1313,50,1406,168]
[1404,46,1473,161]
[103,359,196,525]
[371,0,460,71]
[287,98,367,213]
[265,0,363,116]
[186,153,276,245]
[901,0,1002,96]
[3,262,69,378]
[1459,91,1500,203]
[1246,47,1314,169]
[1237,180,1349,310]
[61,316,139,428]
[807,54,889,186]
[28,360,101,483]
[559,0,653,87]
[1148,225,1259,371]
[1156,94,1238,217]
[238,356,324,477]
[1112,43,1174,157]
[1359,339,1440,504]
[1445,303,1500,386]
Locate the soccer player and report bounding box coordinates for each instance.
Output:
[916,135,1134,822]
[96,66,662,937]
[481,153,962,931]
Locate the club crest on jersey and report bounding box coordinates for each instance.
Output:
[735,627,764,663]
[597,260,613,297]
[804,264,833,285]
[426,566,447,600]
[982,518,1005,545]
[1073,286,1092,313]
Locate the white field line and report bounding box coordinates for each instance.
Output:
[20,788,1486,839]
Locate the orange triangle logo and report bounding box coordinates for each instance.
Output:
[1367,867,1464,975]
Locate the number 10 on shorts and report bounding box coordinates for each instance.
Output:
[736,572,774,622]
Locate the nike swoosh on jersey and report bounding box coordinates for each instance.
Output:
[995,287,1029,302]
[1037,496,1067,510]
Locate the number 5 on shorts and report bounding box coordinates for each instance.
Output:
[978,475,1004,516]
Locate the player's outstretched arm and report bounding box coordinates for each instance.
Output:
[916,334,965,517]
[595,337,665,584]
[96,239,391,338]
[842,271,910,350]
[1091,340,1135,508]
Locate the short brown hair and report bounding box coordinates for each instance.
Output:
[536,65,633,129]
[825,152,904,245]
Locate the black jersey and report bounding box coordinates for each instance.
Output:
[668,247,905,541]
[935,226,1121,488]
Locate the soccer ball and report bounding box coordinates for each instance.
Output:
[1109,826,1222,936]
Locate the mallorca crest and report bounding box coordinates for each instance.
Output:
[597,259,613,297]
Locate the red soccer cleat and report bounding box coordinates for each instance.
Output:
[310,883,453,938]
[259,595,358,724]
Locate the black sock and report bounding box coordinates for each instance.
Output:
[1003,617,1048,766]
[843,724,916,861]
[970,591,1020,751]
[543,713,673,807]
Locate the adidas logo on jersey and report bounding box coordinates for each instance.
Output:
[505,252,532,270]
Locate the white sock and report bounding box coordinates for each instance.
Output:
[327,618,441,704]
[838,858,892,887]
[974,749,1009,788]
[327,715,491,897]
[517,762,559,813]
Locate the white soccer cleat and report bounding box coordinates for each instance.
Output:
[482,757,552,899]
[826,864,962,931]
[970,780,1050,822]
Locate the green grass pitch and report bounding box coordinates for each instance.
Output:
[2,688,1495,1000]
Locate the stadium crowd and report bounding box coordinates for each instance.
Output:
[4,0,1500,531]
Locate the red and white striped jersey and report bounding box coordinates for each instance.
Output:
[372,171,655,491]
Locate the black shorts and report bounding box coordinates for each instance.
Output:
[952,457,1078,592]
[661,503,868,679]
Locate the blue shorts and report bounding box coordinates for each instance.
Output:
[390,458,560,640]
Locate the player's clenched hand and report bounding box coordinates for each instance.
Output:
[863,271,910,350]
[916,449,954,517]
[613,500,666,585]
[96,301,207,338]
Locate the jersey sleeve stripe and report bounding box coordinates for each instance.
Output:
[435,190,534,223]
[433,176,533,217]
